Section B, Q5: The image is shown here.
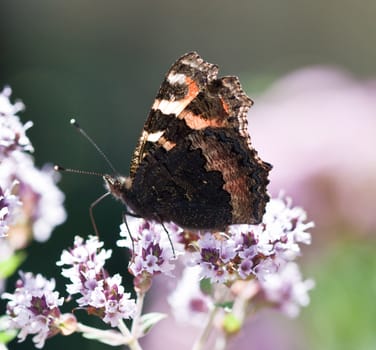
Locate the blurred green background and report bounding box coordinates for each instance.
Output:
[1,1,376,349]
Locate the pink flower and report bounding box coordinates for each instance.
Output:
[2,272,77,348]
[0,152,66,244]
[0,86,33,159]
[90,274,136,326]
[249,67,376,232]
[181,195,313,284]
[168,266,213,325]
[0,85,66,245]
[57,236,136,326]
[117,218,180,281]
[57,235,111,302]
[259,262,315,318]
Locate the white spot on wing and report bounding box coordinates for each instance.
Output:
[157,99,185,115]
[146,130,164,142]
[167,72,186,85]
[182,57,200,68]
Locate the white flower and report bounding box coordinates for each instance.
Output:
[259,262,315,317]
[190,232,237,283]
[0,86,25,116]
[58,236,136,326]
[57,235,111,303]
[58,235,111,268]
[0,152,66,242]
[168,266,213,326]
[118,217,178,278]
[1,272,74,348]
[99,274,136,327]
[0,85,65,244]
[178,194,314,285]
[0,86,33,158]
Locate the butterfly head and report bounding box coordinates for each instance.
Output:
[103,174,132,201]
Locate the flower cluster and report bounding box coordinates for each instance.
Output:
[0,86,32,158]
[2,236,138,349]
[57,236,136,326]
[2,272,76,348]
[118,195,314,321]
[2,196,314,349]
[0,153,67,244]
[182,196,313,284]
[0,86,66,247]
[117,220,180,291]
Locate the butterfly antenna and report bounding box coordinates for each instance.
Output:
[70,118,118,174]
[54,165,111,237]
[54,165,105,178]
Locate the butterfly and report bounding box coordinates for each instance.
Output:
[105,52,272,230]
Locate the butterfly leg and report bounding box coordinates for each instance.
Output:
[89,192,111,237]
[161,222,176,259]
[122,213,137,264]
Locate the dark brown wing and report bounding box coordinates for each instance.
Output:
[127,52,271,228]
[129,127,271,229]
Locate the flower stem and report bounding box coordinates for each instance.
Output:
[118,320,143,350]
[192,306,219,350]
[76,322,143,350]
[76,322,128,343]
[118,320,133,340]
[131,291,145,337]
[231,280,258,324]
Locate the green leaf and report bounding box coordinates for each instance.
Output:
[214,300,234,310]
[0,330,17,345]
[140,312,167,335]
[199,278,213,295]
[0,316,17,344]
[0,251,26,279]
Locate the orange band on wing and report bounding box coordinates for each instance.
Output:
[185,77,200,101]
[158,136,176,151]
[178,110,227,130]
[220,97,231,115]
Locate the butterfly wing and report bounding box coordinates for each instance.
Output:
[130,52,219,178]
[130,52,261,175]
[126,52,271,229]
[129,127,271,229]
